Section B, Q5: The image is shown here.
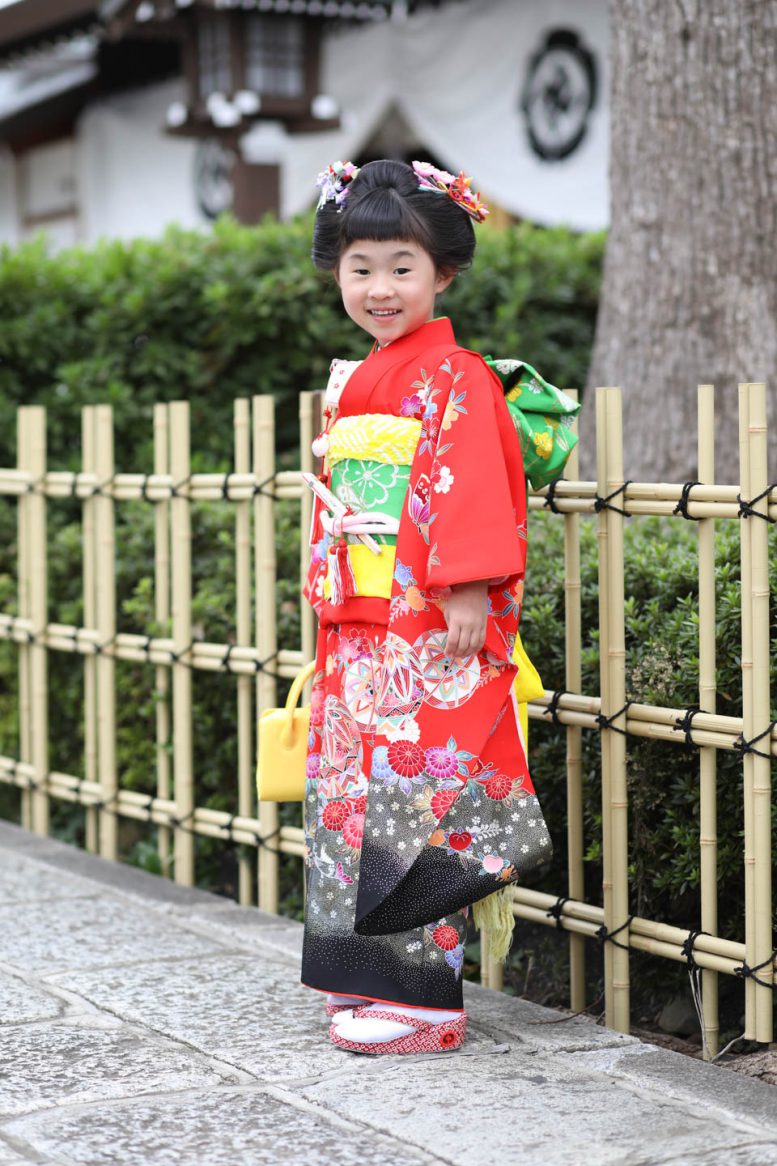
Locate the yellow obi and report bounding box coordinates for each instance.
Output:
[323,414,421,602]
[327,414,422,467]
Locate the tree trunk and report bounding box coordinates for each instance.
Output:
[582,0,777,483]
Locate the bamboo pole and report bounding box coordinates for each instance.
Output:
[154,404,172,876]
[94,406,117,860]
[299,392,319,671]
[235,399,254,906]
[563,389,586,1012]
[737,387,756,1039]
[697,385,719,1058]
[21,408,49,835]
[744,384,773,1042]
[16,410,32,830]
[169,401,195,885]
[253,395,279,912]
[595,388,615,1025]
[82,408,98,853]
[604,388,630,1032]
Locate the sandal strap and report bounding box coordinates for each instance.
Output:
[351,1006,434,1030]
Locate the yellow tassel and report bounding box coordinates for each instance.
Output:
[473,888,515,964]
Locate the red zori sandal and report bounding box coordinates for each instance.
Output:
[328,1007,467,1055]
[325,1001,356,1017]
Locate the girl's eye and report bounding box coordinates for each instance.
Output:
[353,268,370,276]
[394,267,411,275]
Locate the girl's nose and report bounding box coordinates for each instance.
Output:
[369,274,393,299]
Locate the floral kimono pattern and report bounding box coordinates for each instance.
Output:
[301,318,553,1010]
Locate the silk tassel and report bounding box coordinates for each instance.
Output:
[473,888,515,964]
[328,537,356,605]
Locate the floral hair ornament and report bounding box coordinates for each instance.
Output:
[412,160,489,223]
[316,160,360,212]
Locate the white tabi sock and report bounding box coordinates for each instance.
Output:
[326,993,364,1007]
[333,1002,462,1043]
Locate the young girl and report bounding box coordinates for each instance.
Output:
[301,158,557,1056]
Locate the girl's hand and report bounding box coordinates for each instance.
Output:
[443,579,489,657]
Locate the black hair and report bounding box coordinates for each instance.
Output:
[311,158,476,275]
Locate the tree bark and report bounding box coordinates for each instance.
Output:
[582,0,777,483]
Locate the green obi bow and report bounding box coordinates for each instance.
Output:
[484,357,582,490]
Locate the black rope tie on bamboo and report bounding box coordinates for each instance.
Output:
[673,481,702,521]
[142,635,154,662]
[221,473,233,501]
[169,642,195,667]
[170,474,191,499]
[253,826,282,855]
[253,474,276,500]
[221,813,239,843]
[546,895,571,931]
[734,949,777,991]
[140,474,152,503]
[543,478,564,515]
[254,651,281,680]
[596,702,633,736]
[94,791,119,813]
[681,929,709,970]
[143,794,155,822]
[93,636,116,657]
[738,484,777,523]
[88,475,115,498]
[594,480,632,518]
[169,808,196,831]
[596,915,634,951]
[222,643,236,673]
[544,689,566,728]
[26,475,43,495]
[674,706,701,751]
[733,721,776,761]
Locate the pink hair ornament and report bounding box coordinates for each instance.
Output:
[412,160,489,223]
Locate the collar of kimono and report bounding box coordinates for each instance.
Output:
[369,316,456,364]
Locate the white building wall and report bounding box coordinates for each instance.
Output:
[77,79,208,243]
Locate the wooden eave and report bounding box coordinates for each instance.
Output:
[0,0,99,63]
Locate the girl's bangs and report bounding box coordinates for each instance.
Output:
[341,189,429,248]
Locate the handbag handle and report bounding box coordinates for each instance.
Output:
[281,660,316,747]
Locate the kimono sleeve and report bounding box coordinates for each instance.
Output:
[424,350,527,591]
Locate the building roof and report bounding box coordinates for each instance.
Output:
[0,0,100,65]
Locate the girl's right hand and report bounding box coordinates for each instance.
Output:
[443,579,489,657]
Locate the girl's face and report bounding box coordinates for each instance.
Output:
[336,238,454,345]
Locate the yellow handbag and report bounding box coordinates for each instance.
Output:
[256,661,316,802]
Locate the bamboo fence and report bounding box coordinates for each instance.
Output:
[0,384,774,1057]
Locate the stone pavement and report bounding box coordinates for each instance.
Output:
[1,819,777,1166]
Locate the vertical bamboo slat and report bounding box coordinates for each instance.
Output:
[16,410,32,831]
[169,401,195,885]
[94,406,117,860]
[563,390,586,1012]
[737,387,756,1038]
[153,404,172,875]
[82,409,98,853]
[235,399,254,906]
[253,395,279,912]
[595,389,615,1023]
[743,384,773,1042]
[24,408,49,836]
[697,385,719,1058]
[604,388,630,1032]
[299,392,318,671]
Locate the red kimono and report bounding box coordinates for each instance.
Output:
[301,318,551,1010]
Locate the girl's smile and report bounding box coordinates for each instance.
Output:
[337,239,453,344]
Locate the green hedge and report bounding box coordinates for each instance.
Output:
[0,214,603,470]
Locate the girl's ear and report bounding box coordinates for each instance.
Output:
[435,269,455,295]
